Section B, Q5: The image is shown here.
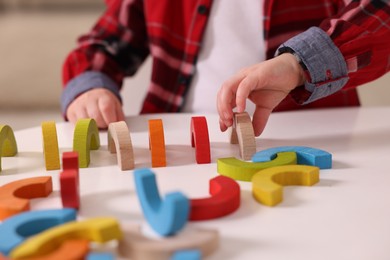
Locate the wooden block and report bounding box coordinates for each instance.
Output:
[0,209,76,256]
[252,165,320,206]
[0,124,18,172]
[107,121,134,170]
[148,119,166,167]
[73,118,100,168]
[60,169,80,210]
[230,112,256,160]
[134,168,189,236]
[217,152,297,182]
[62,151,79,172]
[10,217,123,259]
[0,176,53,220]
[171,250,201,260]
[86,252,115,260]
[190,176,240,221]
[27,239,90,260]
[41,121,60,171]
[0,253,8,260]
[190,117,211,164]
[118,225,218,260]
[252,146,332,169]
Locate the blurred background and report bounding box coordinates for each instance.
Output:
[0,0,389,130]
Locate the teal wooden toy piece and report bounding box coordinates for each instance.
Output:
[73,118,100,168]
[217,152,297,182]
[251,146,332,169]
[0,208,76,256]
[134,168,190,236]
[86,252,115,260]
[171,250,201,260]
[0,125,18,172]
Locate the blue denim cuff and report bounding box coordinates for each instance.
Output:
[276,27,349,104]
[60,71,122,115]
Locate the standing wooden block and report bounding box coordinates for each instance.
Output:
[190,117,211,164]
[252,165,320,206]
[108,121,134,170]
[62,151,79,172]
[230,112,256,160]
[0,176,53,220]
[60,169,80,210]
[41,121,61,171]
[0,125,18,172]
[118,225,219,260]
[10,217,123,259]
[148,119,166,167]
[73,119,100,168]
[190,176,240,221]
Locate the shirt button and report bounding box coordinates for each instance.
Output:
[178,75,188,85]
[197,5,208,15]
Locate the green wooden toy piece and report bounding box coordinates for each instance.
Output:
[0,125,18,172]
[73,119,100,168]
[217,152,297,182]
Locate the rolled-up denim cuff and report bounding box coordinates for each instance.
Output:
[276,27,349,104]
[60,71,122,116]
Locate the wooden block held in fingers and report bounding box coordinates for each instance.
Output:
[190,117,211,164]
[148,119,166,167]
[252,165,320,206]
[73,118,100,168]
[41,121,60,170]
[232,112,256,160]
[0,125,18,172]
[0,176,53,220]
[108,121,134,170]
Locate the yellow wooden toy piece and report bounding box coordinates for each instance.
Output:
[217,152,297,182]
[73,119,100,168]
[41,121,60,170]
[10,217,122,259]
[108,121,134,170]
[252,165,320,206]
[0,125,18,172]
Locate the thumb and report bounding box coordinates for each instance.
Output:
[252,106,272,137]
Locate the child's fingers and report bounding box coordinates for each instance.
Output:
[115,101,125,121]
[252,106,272,137]
[87,101,107,129]
[99,95,118,127]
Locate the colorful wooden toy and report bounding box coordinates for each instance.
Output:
[148,119,166,167]
[27,239,90,260]
[252,146,332,169]
[41,121,60,170]
[60,169,79,210]
[86,252,115,260]
[0,176,53,220]
[217,152,297,181]
[190,176,240,221]
[73,118,100,168]
[10,217,123,259]
[107,121,134,170]
[62,151,79,172]
[171,250,201,260]
[118,225,218,260]
[190,116,211,164]
[0,208,76,255]
[134,168,189,236]
[0,124,18,172]
[252,165,320,206]
[230,112,256,160]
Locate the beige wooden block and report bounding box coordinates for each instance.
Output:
[230,112,256,160]
[108,121,134,170]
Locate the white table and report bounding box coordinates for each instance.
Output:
[1,107,390,260]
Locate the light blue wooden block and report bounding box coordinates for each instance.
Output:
[252,146,332,169]
[171,250,202,260]
[134,168,189,236]
[0,208,76,256]
[86,252,115,260]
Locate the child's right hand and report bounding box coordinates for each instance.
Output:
[66,88,125,129]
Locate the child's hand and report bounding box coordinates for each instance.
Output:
[217,53,305,136]
[66,88,125,129]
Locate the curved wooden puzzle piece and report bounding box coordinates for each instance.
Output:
[86,252,115,260]
[0,125,18,172]
[73,118,100,168]
[10,217,123,259]
[252,165,320,206]
[252,146,332,169]
[118,225,218,260]
[148,119,166,167]
[190,176,240,221]
[0,176,53,220]
[27,239,90,260]
[171,250,201,260]
[230,112,256,161]
[0,208,76,255]
[190,117,211,164]
[107,121,134,170]
[41,121,60,171]
[134,168,189,236]
[217,152,297,182]
[60,169,80,210]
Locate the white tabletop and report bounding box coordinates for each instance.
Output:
[1,107,390,260]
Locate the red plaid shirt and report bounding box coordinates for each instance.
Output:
[62,0,390,114]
